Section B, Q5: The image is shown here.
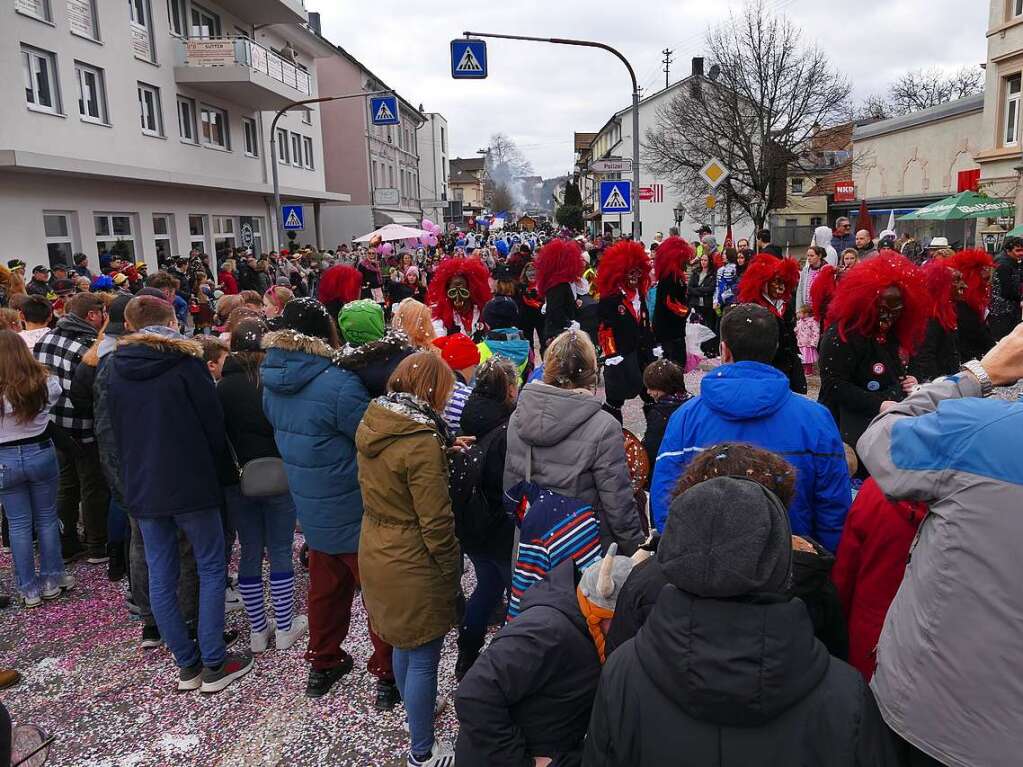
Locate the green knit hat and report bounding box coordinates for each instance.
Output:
[338,299,385,346]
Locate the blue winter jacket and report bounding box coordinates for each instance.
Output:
[650,360,850,552]
[261,329,370,554]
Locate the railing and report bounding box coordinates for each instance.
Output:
[182,36,311,97]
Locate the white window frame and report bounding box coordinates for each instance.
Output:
[291,132,303,168]
[303,136,314,169]
[1005,75,1021,147]
[22,45,61,115]
[242,117,259,157]
[190,3,221,38]
[94,213,137,260]
[67,0,100,40]
[177,96,197,144]
[301,107,312,125]
[152,214,175,264]
[137,82,163,137]
[188,214,208,254]
[129,0,147,26]
[15,0,52,23]
[75,62,108,125]
[43,212,75,268]
[1016,0,1023,19]
[200,103,230,150]
[166,0,187,36]
[791,177,804,194]
[276,128,289,164]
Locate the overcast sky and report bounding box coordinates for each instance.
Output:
[318,0,988,178]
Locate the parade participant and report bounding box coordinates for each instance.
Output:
[107,296,252,693]
[987,235,1023,341]
[505,330,644,556]
[809,263,839,323]
[427,256,492,339]
[584,477,896,767]
[907,260,962,383]
[650,304,849,549]
[316,264,362,323]
[596,240,655,422]
[951,248,995,362]
[217,319,307,654]
[261,299,394,703]
[640,358,690,467]
[818,253,928,456]
[392,297,438,351]
[738,252,806,393]
[456,545,644,767]
[533,238,584,347]
[0,331,72,608]
[856,325,1023,766]
[515,259,544,351]
[651,236,693,365]
[356,352,461,767]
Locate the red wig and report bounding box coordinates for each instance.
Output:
[654,236,694,282]
[317,265,361,307]
[737,254,800,304]
[810,264,839,323]
[921,260,957,332]
[951,248,994,316]
[826,251,929,354]
[427,256,492,328]
[534,238,584,297]
[597,241,651,297]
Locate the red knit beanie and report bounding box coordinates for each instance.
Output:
[433,333,480,370]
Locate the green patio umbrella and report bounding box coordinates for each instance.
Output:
[1005,223,1023,238]
[898,191,1015,221]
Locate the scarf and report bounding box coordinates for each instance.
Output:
[380,391,452,447]
[577,588,614,665]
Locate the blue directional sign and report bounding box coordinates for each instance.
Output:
[281,204,304,231]
[369,94,400,126]
[600,180,633,214]
[450,39,487,79]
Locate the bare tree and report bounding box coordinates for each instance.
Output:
[484,133,533,210]
[490,183,515,214]
[862,67,983,120]
[643,0,851,230]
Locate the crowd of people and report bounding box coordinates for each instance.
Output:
[2,217,1022,766]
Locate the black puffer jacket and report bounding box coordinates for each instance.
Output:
[641,392,690,468]
[585,587,897,767]
[955,301,993,363]
[456,560,599,767]
[907,318,959,383]
[335,330,414,398]
[216,355,279,468]
[458,391,515,560]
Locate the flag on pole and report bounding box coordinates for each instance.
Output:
[886,210,896,234]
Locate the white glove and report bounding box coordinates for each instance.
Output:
[569,321,581,331]
[653,346,664,358]
[605,355,624,366]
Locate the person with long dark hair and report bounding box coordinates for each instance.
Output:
[687,252,718,357]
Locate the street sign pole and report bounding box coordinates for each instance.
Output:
[461,31,642,239]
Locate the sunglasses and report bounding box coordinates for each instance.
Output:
[447,287,470,299]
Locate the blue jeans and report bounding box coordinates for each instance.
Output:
[223,486,296,579]
[393,636,445,757]
[0,442,63,599]
[463,553,512,635]
[138,508,226,669]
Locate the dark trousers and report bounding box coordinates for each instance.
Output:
[305,550,393,680]
[989,312,1019,343]
[56,439,110,557]
[463,553,512,635]
[0,702,9,767]
[660,337,686,366]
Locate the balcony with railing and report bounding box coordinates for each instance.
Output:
[174,37,312,110]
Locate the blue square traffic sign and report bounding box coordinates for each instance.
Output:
[451,39,487,79]
[369,94,400,126]
[600,180,632,214]
[282,205,304,231]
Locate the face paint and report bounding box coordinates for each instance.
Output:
[767,275,787,300]
[626,267,642,287]
[877,285,903,335]
[951,269,967,300]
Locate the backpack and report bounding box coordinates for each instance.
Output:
[448,425,507,551]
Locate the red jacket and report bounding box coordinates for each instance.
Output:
[218,270,239,295]
[831,477,927,680]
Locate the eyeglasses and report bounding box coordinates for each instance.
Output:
[447,287,470,299]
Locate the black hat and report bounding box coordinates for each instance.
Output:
[106,294,132,336]
[492,263,517,281]
[657,476,792,598]
[137,287,168,300]
[52,263,69,273]
[32,265,50,274]
[281,297,334,342]
[7,259,25,271]
[52,278,75,296]
[695,225,712,236]
[482,296,520,330]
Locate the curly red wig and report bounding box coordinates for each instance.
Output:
[654,236,694,282]
[951,248,994,316]
[317,265,362,307]
[737,254,800,304]
[597,241,651,297]
[427,256,492,328]
[826,251,929,354]
[810,264,839,323]
[534,238,584,297]
[921,260,957,331]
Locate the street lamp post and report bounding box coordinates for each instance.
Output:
[673,203,685,228]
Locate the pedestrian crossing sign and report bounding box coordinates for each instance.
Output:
[600,180,632,214]
[369,95,400,126]
[282,205,304,231]
[450,39,487,79]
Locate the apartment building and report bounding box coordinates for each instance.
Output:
[3,0,346,272]
[417,111,449,228]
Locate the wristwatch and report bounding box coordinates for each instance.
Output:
[960,360,994,397]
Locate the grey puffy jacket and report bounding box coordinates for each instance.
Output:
[504,381,644,555]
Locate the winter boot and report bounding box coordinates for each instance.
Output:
[454,628,485,682]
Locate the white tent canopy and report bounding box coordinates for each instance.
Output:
[353,223,427,243]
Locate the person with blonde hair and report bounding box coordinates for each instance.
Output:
[392,297,438,351]
[357,351,460,767]
[262,285,294,319]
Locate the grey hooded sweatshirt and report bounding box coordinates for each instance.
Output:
[504,381,644,555]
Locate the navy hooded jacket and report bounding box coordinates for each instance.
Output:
[649,361,850,552]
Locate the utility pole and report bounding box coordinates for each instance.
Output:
[662,48,673,89]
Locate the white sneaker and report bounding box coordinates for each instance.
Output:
[41,574,75,600]
[23,593,42,608]
[250,619,275,654]
[224,586,244,613]
[407,740,454,767]
[274,614,308,650]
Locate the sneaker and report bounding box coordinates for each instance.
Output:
[23,593,42,608]
[200,652,253,694]
[374,678,401,711]
[250,620,275,654]
[224,586,244,613]
[177,662,203,691]
[86,555,109,565]
[274,614,308,650]
[141,624,163,650]
[305,655,354,698]
[41,574,75,600]
[125,596,142,617]
[407,740,455,767]
[223,629,240,650]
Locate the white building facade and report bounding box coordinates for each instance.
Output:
[3,0,347,272]
[417,111,449,228]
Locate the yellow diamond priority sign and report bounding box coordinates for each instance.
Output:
[699,158,729,189]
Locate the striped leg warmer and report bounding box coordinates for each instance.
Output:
[270,571,294,633]
[237,576,267,634]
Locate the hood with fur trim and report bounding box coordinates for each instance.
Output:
[261,328,337,397]
[112,332,204,382]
